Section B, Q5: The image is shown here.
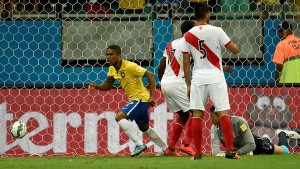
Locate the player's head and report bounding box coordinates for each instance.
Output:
[275,20,293,40]
[210,106,220,125]
[194,2,210,23]
[181,20,195,36]
[106,45,121,66]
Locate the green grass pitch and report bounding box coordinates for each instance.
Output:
[1,154,299,169]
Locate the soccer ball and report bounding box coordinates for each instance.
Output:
[10,121,27,138]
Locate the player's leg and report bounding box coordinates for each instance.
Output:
[116,100,146,157]
[136,102,168,153]
[166,84,195,155]
[189,84,207,160]
[273,130,291,154]
[178,111,195,156]
[161,84,183,154]
[253,135,282,155]
[139,124,168,153]
[276,129,300,140]
[161,83,193,156]
[208,82,235,159]
[164,110,185,156]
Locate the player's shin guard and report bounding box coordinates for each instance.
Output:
[169,121,184,150]
[145,127,168,151]
[118,119,143,145]
[219,115,234,151]
[192,117,203,155]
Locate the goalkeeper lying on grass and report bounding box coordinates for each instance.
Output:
[210,106,300,158]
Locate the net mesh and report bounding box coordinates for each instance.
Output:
[0,0,300,156]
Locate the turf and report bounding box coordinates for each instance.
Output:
[0,154,299,169]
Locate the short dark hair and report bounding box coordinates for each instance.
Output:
[276,20,293,32]
[181,20,195,35]
[194,2,210,20]
[107,45,121,54]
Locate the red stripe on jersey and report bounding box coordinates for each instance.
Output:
[202,43,221,70]
[184,32,221,70]
[166,43,180,76]
[184,32,203,55]
[225,40,232,47]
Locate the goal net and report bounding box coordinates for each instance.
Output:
[0,0,300,157]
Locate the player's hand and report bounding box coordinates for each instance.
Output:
[223,66,234,74]
[88,82,97,90]
[233,152,240,159]
[148,95,155,107]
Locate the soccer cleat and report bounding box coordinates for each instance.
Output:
[262,134,272,142]
[164,148,181,156]
[225,150,240,159]
[179,144,195,156]
[191,154,202,160]
[131,144,147,157]
[276,129,300,140]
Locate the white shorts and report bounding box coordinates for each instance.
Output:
[161,83,190,112]
[190,82,230,111]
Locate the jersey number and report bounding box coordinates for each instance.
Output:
[198,40,207,59]
[167,49,176,64]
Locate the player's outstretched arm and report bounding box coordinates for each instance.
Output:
[225,42,240,54]
[183,53,191,98]
[88,76,115,91]
[144,70,155,107]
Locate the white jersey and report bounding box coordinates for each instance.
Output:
[183,24,232,84]
[161,38,188,84]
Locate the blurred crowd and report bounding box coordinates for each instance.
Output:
[0,0,299,20]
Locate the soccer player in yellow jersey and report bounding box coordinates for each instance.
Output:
[88,45,167,157]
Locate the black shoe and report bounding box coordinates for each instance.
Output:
[191,154,202,160]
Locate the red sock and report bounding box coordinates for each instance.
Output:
[169,121,184,150]
[182,119,192,146]
[219,115,234,151]
[192,117,203,155]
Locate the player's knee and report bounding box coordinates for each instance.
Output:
[115,112,127,122]
[177,111,190,123]
[193,110,204,118]
[138,124,149,132]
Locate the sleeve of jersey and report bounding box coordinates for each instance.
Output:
[163,49,167,58]
[107,66,113,76]
[182,34,191,53]
[272,43,285,64]
[130,63,147,77]
[218,27,232,47]
[235,118,256,155]
[210,125,223,155]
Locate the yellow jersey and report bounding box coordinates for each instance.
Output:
[108,60,150,102]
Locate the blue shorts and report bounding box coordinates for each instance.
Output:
[121,100,149,126]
